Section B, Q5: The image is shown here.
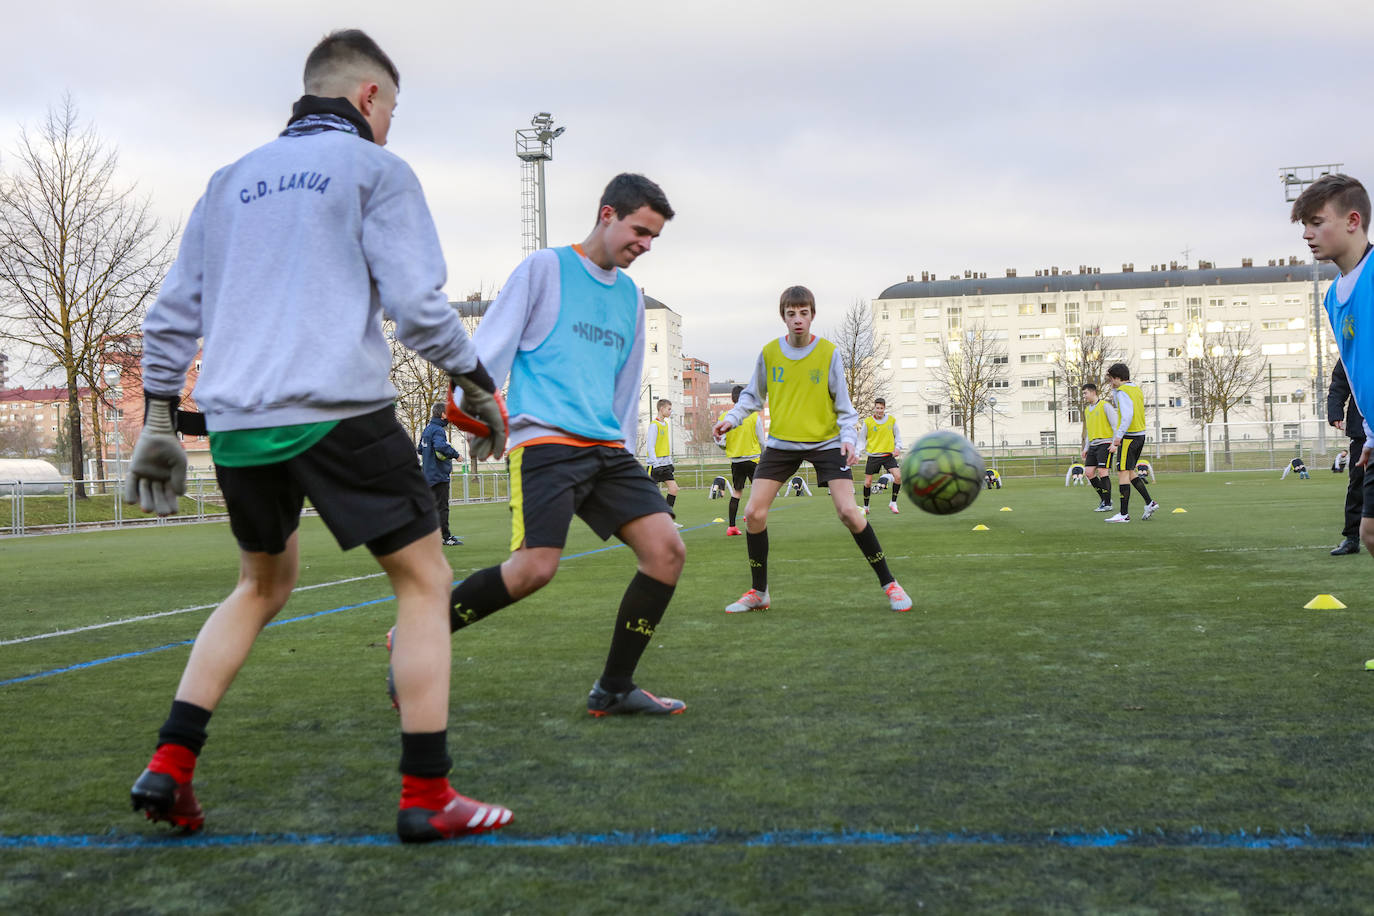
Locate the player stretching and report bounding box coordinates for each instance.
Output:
[716,384,765,536]
[713,286,912,613]
[399,173,687,717]
[644,398,682,525]
[1292,175,1374,572]
[125,30,510,843]
[1103,363,1159,523]
[1079,382,1117,512]
[860,397,903,515]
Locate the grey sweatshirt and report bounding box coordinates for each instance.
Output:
[142,117,479,430]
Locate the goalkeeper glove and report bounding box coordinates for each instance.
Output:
[124,395,187,516]
[445,360,508,461]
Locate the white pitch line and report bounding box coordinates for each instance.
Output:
[0,572,389,646]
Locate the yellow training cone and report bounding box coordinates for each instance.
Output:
[1304,594,1347,610]
[1172,507,1187,514]
[999,507,1013,512]
[972,524,990,531]
[712,518,725,524]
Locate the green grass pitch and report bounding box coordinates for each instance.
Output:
[3,471,1374,913]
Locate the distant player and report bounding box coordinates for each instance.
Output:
[715,384,765,536]
[860,397,903,515]
[410,172,687,718]
[123,30,511,843]
[1103,363,1160,523]
[984,468,1002,489]
[1065,463,1086,486]
[1079,382,1117,512]
[1281,457,1310,479]
[713,285,912,614]
[644,398,680,518]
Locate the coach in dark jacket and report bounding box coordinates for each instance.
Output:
[419,403,463,546]
[1327,360,1365,556]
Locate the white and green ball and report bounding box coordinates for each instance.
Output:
[901,431,986,515]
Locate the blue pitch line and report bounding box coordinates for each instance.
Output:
[3,827,1373,851]
[0,522,718,689]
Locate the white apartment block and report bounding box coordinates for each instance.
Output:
[640,295,687,451]
[872,260,1339,452]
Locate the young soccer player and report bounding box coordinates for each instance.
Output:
[712,286,912,613]
[644,398,681,521]
[412,173,687,717]
[1292,174,1374,564]
[860,397,903,515]
[124,30,511,843]
[1079,382,1117,512]
[1103,363,1159,523]
[715,384,765,536]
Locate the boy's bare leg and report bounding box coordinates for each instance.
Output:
[825,478,867,533]
[174,534,301,710]
[377,531,454,733]
[743,478,785,533]
[619,512,686,583]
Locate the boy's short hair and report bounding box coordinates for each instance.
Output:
[431,402,445,419]
[657,398,671,410]
[1080,383,1097,393]
[1290,173,1371,229]
[873,397,886,406]
[731,385,743,403]
[778,285,815,318]
[304,29,400,94]
[1106,362,1130,382]
[599,173,674,221]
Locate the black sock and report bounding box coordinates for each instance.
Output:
[728,496,740,527]
[157,700,212,755]
[450,565,515,631]
[1132,477,1152,503]
[600,572,676,691]
[852,523,895,587]
[1092,478,1108,502]
[746,529,769,592]
[891,482,901,503]
[1119,484,1131,516]
[666,493,676,509]
[399,730,452,778]
[863,485,871,507]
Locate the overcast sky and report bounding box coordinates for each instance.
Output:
[6,0,1373,385]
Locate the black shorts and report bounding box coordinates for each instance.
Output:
[1361,461,1374,519]
[730,459,757,492]
[755,446,853,485]
[1085,442,1112,468]
[864,454,899,476]
[649,464,676,484]
[512,443,670,552]
[1115,436,1146,472]
[215,406,436,556]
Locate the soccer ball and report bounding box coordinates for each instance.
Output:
[901,431,986,515]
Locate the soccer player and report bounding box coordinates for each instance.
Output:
[1103,363,1159,523]
[1326,359,1365,556]
[1293,175,1374,567]
[715,384,765,536]
[1281,457,1310,480]
[419,402,464,545]
[861,397,903,515]
[713,286,912,614]
[1079,382,1117,511]
[124,30,511,843]
[644,398,681,519]
[425,173,687,717]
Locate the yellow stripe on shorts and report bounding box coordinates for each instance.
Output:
[508,446,526,553]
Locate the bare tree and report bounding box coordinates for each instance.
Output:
[1049,324,1126,446]
[1175,326,1267,465]
[0,96,177,495]
[928,321,1008,440]
[388,291,490,448]
[0,416,43,458]
[829,299,890,412]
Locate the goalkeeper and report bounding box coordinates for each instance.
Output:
[124,29,509,844]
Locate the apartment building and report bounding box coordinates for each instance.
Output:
[873,259,1339,451]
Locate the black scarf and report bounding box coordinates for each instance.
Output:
[282,95,374,143]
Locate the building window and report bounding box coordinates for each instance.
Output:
[1209,298,1224,309]
[1040,303,1057,314]
[990,305,1008,317]
[1019,353,1045,364]
[927,404,942,415]
[900,306,916,319]
[992,355,1009,365]
[1040,431,1057,447]
[1161,427,1178,443]
[923,306,940,318]
[1068,408,1081,423]
[946,307,962,332]
[1231,298,1248,308]
[923,332,941,344]
[1018,303,1035,316]
[1261,320,1286,330]
[900,357,919,369]
[1018,329,1043,340]
[989,379,1010,389]
[1086,300,1103,313]
[1021,400,1046,412]
[1021,378,1045,388]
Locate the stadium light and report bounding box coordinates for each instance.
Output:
[102,363,123,487]
[987,396,998,467]
[1139,309,1168,459]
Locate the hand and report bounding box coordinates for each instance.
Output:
[1360,446,1372,469]
[1108,438,1121,454]
[1334,419,1346,431]
[711,418,735,438]
[447,364,507,461]
[123,397,187,516]
[841,442,856,466]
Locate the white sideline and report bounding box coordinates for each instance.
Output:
[0,572,388,646]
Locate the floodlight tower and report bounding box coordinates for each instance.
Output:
[516,112,565,257]
[1280,162,1341,453]
[1138,309,1168,458]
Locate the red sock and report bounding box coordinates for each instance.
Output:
[400,775,458,811]
[148,743,197,784]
